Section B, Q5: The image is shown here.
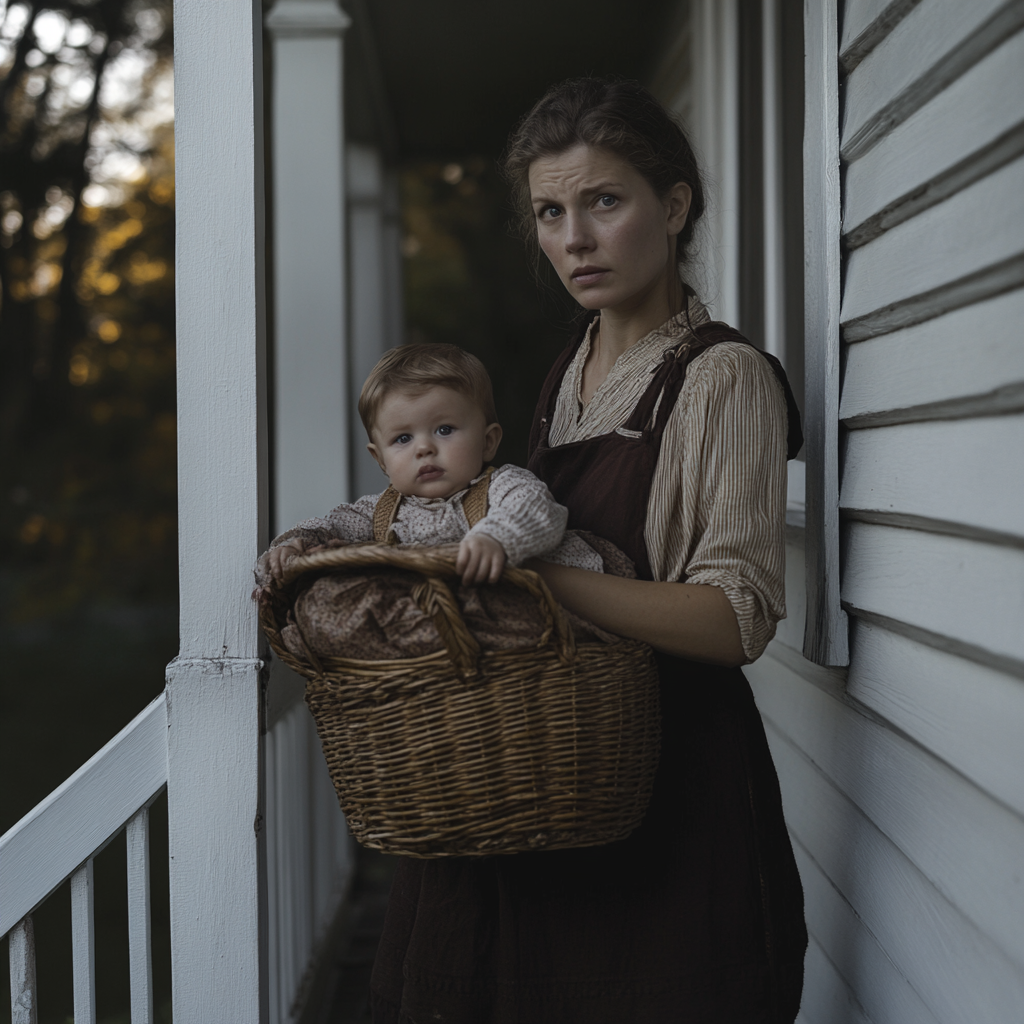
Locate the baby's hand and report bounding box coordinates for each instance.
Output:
[456,533,506,586]
[265,538,307,584]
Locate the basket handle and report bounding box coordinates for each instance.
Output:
[280,543,577,670]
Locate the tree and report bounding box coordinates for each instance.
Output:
[0,0,176,617]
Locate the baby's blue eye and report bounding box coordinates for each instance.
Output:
[395,433,412,445]
[437,424,454,436]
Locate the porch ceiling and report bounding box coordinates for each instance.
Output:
[348,0,681,159]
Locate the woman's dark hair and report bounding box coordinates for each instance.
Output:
[502,77,706,270]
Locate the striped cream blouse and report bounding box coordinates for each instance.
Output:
[548,298,789,663]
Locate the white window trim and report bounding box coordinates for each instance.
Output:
[802,0,850,666]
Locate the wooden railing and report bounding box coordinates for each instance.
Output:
[1,694,168,1024]
[2,685,353,1024]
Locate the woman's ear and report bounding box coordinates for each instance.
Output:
[666,182,692,237]
[482,423,503,462]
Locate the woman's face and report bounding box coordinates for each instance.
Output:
[528,144,691,313]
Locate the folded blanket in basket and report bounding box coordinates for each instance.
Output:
[280,531,635,664]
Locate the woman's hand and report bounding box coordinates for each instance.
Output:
[528,560,746,667]
[457,533,506,586]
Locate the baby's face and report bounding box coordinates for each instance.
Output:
[367,387,501,499]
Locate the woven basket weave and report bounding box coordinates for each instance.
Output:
[259,543,661,858]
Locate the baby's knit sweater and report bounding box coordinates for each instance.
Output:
[257,464,602,584]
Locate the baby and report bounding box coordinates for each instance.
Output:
[257,343,602,590]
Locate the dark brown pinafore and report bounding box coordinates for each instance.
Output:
[370,322,807,1024]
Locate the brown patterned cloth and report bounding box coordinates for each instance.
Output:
[279,531,635,663]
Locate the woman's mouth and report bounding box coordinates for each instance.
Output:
[571,266,610,287]
[417,465,444,480]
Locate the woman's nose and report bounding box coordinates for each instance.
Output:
[564,214,593,254]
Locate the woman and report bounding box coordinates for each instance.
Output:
[371,78,807,1023]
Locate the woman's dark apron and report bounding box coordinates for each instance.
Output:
[371,323,808,1024]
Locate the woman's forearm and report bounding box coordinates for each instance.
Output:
[530,561,746,667]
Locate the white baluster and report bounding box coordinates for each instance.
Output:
[70,859,97,1024]
[126,808,154,1024]
[9,915,38,1024]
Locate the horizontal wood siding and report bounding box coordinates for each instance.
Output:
[752,4,1024,1020]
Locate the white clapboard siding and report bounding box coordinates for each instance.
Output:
[761,718,1024,1023]
[794,935,873,1024]
[840,415,1024,541]
[838,0,922,71]
[748,652,1024,964]
[842,521,1024,667]
[843,26,1024,243]
[841,0,1023,161]
[840,289,1024,426]
[841,154,1024,331]
[791,841,939,1024]
[846,620,1024,817]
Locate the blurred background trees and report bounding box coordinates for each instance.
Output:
[1,0,176,624]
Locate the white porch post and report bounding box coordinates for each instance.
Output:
[167,0,269,1019]
[348,142,399,498]
[266,0,352,524]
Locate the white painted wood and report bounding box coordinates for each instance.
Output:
[264,723,280,1024]
[717,0,740,328]
[802,0,849,666]
[70,859,97,1024]
[840,289,1024,426]
[841,155,1024,327]
[840,415,1024,540]
[170,0,270,1015]
[349,142,392,500]
[126,807,154,1024]
[381,170,405,354]
[762,0,786,363]
[762,718,1024,1021]
[793,843,939,1024]
[844,29,1024,241]
[266,0,352,531]
[797,933,875,1024]
[687,0,740,323]
[166,658,267,1022]
[8,916,38,1024]
[0,695,167,935]
[839,0,922,71]
[841,0,1023,161]
[847,619,1024,817]
[775,537,808,652]
[842,521,1024,667]
[750,650,1024,965]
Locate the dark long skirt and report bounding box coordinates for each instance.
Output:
[369,654,807,1023]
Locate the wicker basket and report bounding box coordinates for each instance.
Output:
[259,543,661,858]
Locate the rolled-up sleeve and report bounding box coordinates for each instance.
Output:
[646,343,788,663]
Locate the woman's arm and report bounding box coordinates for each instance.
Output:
[529,560,746,667]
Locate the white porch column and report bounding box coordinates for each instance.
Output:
[168,0,269,1020]
[690,0,740,324]
[266,0,352,525]
[348,142,398,498]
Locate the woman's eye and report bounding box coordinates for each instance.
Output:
[597,194,617,208]
[537,205,561,221]
[437,425,454,436]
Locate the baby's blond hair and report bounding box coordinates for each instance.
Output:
[358,344,498,437]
